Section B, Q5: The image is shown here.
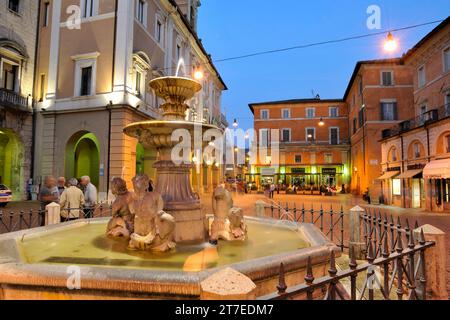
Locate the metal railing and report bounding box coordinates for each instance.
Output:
[0,88,31,111]
[0,203,112,234]
[382,104,450,139]
[264,202,346,252]
[259,227,435,300]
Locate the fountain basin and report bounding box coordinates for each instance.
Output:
[0,217,339,300]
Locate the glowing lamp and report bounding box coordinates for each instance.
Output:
[384,32,398,53]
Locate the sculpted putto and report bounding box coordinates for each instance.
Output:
[106,177,135,238]
[210,184,247,243]
[128,174,176,252]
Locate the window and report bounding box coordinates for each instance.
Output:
[260,110,269,120]
[444,47,450,73]
[306,108,315,118]
[324,154,333,164]
[1,61,18,92]
[43,2,50,27]
[295,155,302,164]
[82,0,97,18]
[39,74,46,102]
[156,19,163,43]
[260,129,269,147]
[282,109,290,119]
[136,0,146,25]
[392,179,402,196]
[329,128,339,145]
[329,107,339,118]
[359,79,363,96]
[418,66,426,88]
[80,66,92,96]
[446,135,450,153]
[380,102,397,121]
[8,0,20,13]
[135,71,142,97]
[414,143,421,159]
[176,44,181,61]
[306,128,315,142]
[358,108,365,127]
[391,149,397,162]
[353,118,357,134]
[281,129,291,142]
[381,71,393,86]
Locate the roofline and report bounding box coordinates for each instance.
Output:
[248,98,345,114]
[167,0,228,90]
[402,16,450,62]
[342,58,403,101]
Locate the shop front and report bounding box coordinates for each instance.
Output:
[423,159,450,212]
[378,169,401,206]
[396,165,425,209]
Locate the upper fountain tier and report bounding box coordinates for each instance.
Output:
[150,76,202,121]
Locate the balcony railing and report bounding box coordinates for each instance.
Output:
[0,88,31,112]
[382,104,450,140]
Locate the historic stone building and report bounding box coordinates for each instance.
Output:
[381,18,450,212]
[0,0,39,200]
[33,0,227,200]
[249,98,351,191]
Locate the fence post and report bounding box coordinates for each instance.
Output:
[349,206,366,260]
[45,202,61,226]
[414,224,448,300]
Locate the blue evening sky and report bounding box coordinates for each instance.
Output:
[197,0,450,130]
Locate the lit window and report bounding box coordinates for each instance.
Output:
[306,128,315,142]
[1,61,19,92]
[381,71,393,86]
[8,0,20,13]
[418,66,426,88]
[260,110,269,120]
[393,179,401,196]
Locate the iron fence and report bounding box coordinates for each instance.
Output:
[0,203,112,234]
[264,201,346,252]
[259,227,435,300]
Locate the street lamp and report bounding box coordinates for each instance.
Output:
[318,118,325,127]
[233,119,238,128]
[384,32,398,53]
[193,66,204,81]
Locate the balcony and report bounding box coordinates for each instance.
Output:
[0,88,32,112]
[382,104,450,140]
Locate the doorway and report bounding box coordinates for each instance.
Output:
[412,179,421,208]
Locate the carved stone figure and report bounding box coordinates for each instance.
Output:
[106,177,135,238]
[210,185,247,242]
[128,174,176,252]
[228,207,247,241]
[210,184,234,242]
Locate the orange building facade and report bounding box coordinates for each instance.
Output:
[249,99,351,191]
[381,19,450,212]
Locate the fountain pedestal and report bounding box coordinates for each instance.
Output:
[124,77,218,243]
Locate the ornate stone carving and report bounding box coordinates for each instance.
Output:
[228,207,247,241]
[106,177,135,238]
[127,174,176,253]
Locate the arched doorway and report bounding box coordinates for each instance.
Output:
[65,132,100,187]
[0,129,24,199]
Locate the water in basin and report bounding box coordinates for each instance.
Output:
[18,220,309,272]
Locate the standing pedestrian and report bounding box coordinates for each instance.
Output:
[57,177,66,197]
[80,176,98,219]
[60,178,85,222]
[38,176,59,226]
[270,183,275,199]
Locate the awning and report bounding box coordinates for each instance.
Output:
[423,159,450,179]
[397,169,423,179]
[377,171,400,180]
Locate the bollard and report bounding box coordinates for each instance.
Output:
[414,224,448,300]
[349,206,366,260]
[200,268,257,300]
[255,200,266,218]
[45,202,61,226]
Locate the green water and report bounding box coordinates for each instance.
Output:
[18,221,309,272]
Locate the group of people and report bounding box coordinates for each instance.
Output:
[38,175,98,226]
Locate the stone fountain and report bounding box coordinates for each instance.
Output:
[124,76,218,243]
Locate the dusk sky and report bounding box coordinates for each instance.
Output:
[197,1,450,130]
